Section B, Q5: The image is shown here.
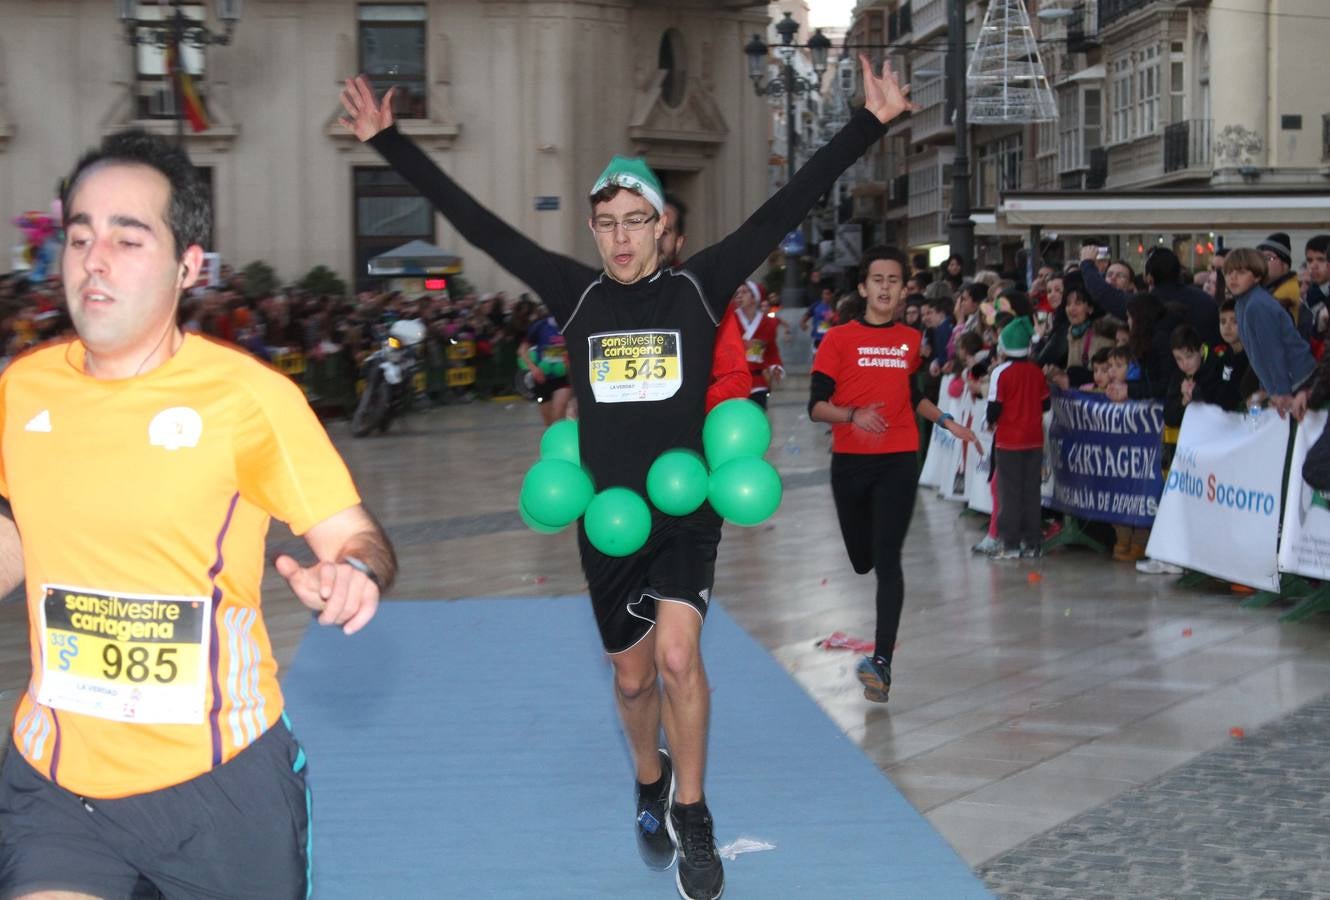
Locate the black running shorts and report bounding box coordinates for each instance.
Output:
[533,374,571,403]
[0,717,311,900]
[578,506,722,653]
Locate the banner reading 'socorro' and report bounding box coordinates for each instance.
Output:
[1148,404,1287,591]
[1046,389,1164,527]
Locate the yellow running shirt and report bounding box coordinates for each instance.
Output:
[0,334,361,798]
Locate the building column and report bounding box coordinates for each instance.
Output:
[1207,0,1268,172]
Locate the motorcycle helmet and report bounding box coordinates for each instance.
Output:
[388,318,427,347]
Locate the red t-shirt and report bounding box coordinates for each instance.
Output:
[988,359,1049,450]
[812,319,921,455]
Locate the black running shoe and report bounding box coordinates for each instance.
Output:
[635,749,675,870]
[667,800,724,900]
[856,654,892,703]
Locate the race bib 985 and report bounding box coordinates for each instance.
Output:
[38,585,211,725]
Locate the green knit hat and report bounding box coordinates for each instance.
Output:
[999,316,1035,358]
[590,156,664,215]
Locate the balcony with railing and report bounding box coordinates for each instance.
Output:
[1067,1,1100,52]
[1087,147,1108,189]
[1038,0,1099,51]
[888,173,910,210]
[1163,119,1213,174]
[910,0,947,40]
[1099,0,1154,31]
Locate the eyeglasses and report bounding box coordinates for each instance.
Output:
[591,213,658,233]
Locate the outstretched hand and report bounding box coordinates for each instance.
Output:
[948,420,984,457]
[860,54,920,125]
[275,553,380,635]
[339,75,396,142]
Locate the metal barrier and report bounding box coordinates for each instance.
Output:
[274,335,524,417]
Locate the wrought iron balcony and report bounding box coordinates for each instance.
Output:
[1163,119,1212,173]
[1067,2,1100,52]
[888,173,910,207]
[1099,0,1154,31]
[1087,147,1108,189]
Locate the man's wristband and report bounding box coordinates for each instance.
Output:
[939,412,955,428]
[342,555,383,589]
[846,406,857,425]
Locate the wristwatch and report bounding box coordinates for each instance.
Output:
[341,555,382,589]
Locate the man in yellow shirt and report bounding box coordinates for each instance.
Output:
[0,129,396,899]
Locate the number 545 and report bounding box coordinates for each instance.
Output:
[623,359,666,380]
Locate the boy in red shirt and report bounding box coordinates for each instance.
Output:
[985,316,1050,559]
[809,247,981,702]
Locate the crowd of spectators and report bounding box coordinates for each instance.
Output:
[0,265,545,406]
[808,235,1330,573]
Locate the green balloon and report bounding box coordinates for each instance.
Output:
[519,459,594,528]
[583,487,652,557]
[702,398,772,468]
[539,418,580,465]
[520,500,565,534]
[647,449,710,517]
[708,456,783,526]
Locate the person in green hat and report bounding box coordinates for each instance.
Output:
[984,315,1051,560]
[339,57,917,900]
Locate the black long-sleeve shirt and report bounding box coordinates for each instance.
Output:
[369,109,888,493]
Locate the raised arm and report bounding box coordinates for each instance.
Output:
[686,56,917,317]
[1078,251,1128,319]
[340,76,595,323]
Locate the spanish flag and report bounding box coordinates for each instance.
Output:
[165,41,209,133]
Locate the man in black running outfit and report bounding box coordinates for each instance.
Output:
[339,57,916,900]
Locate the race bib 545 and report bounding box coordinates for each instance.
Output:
[587,330,682,403]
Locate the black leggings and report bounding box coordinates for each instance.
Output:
[830,452,918,665]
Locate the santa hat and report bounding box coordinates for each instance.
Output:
[999,316,1035,358]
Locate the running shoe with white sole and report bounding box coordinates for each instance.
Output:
[971,535,1000,555]
[1136,557,1183,575]
[667,799,724,900]
[635,749,675,870]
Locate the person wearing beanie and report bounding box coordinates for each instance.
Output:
[340,57,920,900]
[730,279,784,409]
[985,315,1051,559]
[1258,231,1310,336]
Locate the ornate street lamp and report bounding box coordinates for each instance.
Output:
[745,13,832,306]
[116,0,242,144]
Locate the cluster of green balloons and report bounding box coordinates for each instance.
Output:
[697,399,782,527]
[519,400,783,556]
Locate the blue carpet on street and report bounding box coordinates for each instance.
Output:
[281,597,990,899]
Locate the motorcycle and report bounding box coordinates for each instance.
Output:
[351,318,427,437]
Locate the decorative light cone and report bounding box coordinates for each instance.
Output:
[967,0,1058,123]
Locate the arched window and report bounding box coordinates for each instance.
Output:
[658,29,687,109]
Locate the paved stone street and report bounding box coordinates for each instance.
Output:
[978,693,1330,899]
